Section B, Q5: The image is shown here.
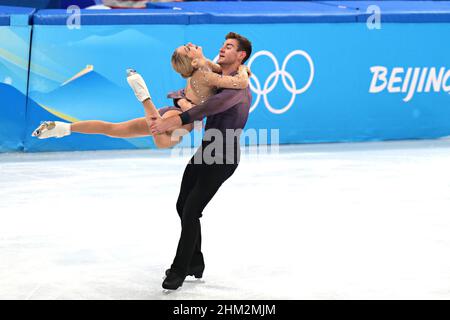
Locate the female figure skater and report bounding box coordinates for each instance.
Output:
[32,43,250,148]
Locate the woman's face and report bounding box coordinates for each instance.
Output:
[177,42,204,60]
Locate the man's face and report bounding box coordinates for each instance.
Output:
[217,39,245,66]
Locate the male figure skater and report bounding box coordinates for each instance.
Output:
[150,32,253,290]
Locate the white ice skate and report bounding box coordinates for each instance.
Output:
[126,69,151,102]
[32,121,71,139]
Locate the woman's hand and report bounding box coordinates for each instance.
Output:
[192,58,208,69]
[239,64,252,77]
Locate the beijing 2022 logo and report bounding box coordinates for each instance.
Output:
[215,50,315,114]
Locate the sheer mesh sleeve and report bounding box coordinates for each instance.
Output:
[206,60,222,74]
[200,65,249,90]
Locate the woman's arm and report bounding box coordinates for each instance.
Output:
[206,59,222,74]
[201,64,250,90]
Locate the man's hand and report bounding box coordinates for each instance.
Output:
[149,116,182,135]
[178,98,194,112]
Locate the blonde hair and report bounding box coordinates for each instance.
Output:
[171,49,195,79]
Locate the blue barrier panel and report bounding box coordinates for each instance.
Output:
[147,1,359,23]
[0,5,35,25]
[147,1,450,23]
[8,2,450,152]
[186,22,450,144]
[0,5,34,152]
[32,9,194,25]
[321,1,450,22]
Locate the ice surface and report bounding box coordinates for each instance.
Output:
[1,140,450,299]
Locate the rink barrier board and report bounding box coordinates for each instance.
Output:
[146,1,450,23]
[0,2,450,152]
[0,6,35,152]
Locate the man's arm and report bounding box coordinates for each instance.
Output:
[179,88,244,125]
[149,88,244,135]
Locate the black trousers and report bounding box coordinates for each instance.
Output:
[170,154,238,277]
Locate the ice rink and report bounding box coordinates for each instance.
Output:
[1,140,450,300]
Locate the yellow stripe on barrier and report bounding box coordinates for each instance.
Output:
[38,103,79,123]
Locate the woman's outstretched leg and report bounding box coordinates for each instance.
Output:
[32,115,192,149]
[32,118,151,139]
[71,118,151,138]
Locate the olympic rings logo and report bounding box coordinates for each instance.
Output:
[214,50,314,114]
[247,50,314,114]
